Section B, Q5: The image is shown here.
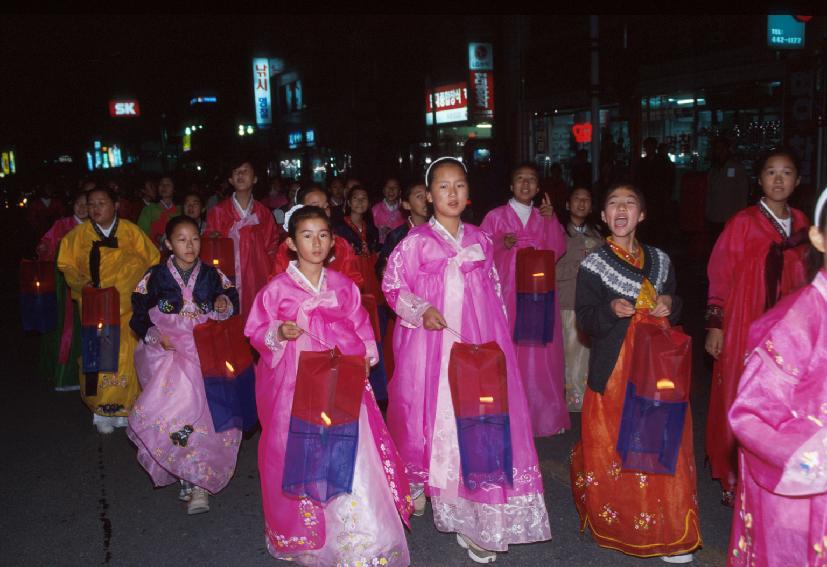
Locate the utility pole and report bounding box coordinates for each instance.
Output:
[590,15,601,188]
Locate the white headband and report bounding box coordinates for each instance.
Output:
[816,187,827,228]
[425,156,467,187]
[283,204,305,232]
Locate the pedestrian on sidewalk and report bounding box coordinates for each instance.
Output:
[727,187,827,566]
[127,216,242,515]
[570,182,701,562]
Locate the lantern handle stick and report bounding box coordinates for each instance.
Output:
[299,326,335,350]
[444,325,473,344]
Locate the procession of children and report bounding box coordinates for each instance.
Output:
[21,147,827,566]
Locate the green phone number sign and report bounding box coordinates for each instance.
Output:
[767,15,806,49]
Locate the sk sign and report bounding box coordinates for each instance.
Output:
[109,100,141,118]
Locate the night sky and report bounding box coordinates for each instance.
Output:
[0,14,480,170]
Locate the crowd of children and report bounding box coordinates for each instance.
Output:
[20,145,826,565]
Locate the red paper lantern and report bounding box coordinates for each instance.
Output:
[448,341,509,418]
[200,237,235,277]
[515,248,555,294]
[20,259,56,294]
[291,348,365,427]
[628,317,692,402]
[81,287,120,326]
[193,317,253,379]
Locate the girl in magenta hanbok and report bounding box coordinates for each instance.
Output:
[35,191,88,391]
[372,177,406,244]
[382,157,551,563]
[128,216,242,515]
[480,163,570,436]
[728,189,827,567]
[705,149,810,505]
[245,206,412,566]
[36,191,88,261]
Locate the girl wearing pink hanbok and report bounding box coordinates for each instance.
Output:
[36,191,88,391]
[245,205,412,566]
[382,157,551,563]
[480,163,570,436]
[372,177,406,244]
[728,189,827,567]
[128,216,242,515]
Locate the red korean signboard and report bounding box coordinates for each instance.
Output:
[109,100,140,118]
[425,82,468,125]
[469,70,494,122]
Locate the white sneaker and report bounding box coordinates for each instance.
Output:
[456,533,497,563]
[94,415,115,434]
[187,486,210,515]
[662,553,694,563]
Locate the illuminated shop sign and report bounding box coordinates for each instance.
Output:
[253,58,272,128]
[767,15,810,49]
[288,131,303,149]
[109,99,140,117]
[467,42,494,123]
[572,123,593,143]
[190,96,217,106]
[425,82,469,125]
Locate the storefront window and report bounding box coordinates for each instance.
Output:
[531,107,629,184]
[640,83,782,176]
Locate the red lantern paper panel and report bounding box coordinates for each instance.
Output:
[515,248,555,294]
[200,237,235,277]
[292,348,365,427]
[193,317,253,379]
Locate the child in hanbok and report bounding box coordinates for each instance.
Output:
[376,182,429,281]
[371,177,406,244]
[705,149,810,505]
[480,163,570,436]
[382,157,551,563]
[35,191,88,391]
[571,183,701,562]
[138,174,181,248]
[182,191,206,235]
[728,189,827,566]
[556,187,604,411]
[245,206,412,566]
[270,186,364,289]
[205,159,280,321]
[128,216,241,515]
[58,187,160,433]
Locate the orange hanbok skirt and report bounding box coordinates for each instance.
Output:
[570,314,702,557]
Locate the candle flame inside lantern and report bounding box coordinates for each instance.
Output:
[656,378,675,390]
[320,411,332,426]
[225,361,235,374]
[532,272,545,278]
[479,396,494,403]
[97,322,103,330]
[212,259,219,266]
[35,280,41,288]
